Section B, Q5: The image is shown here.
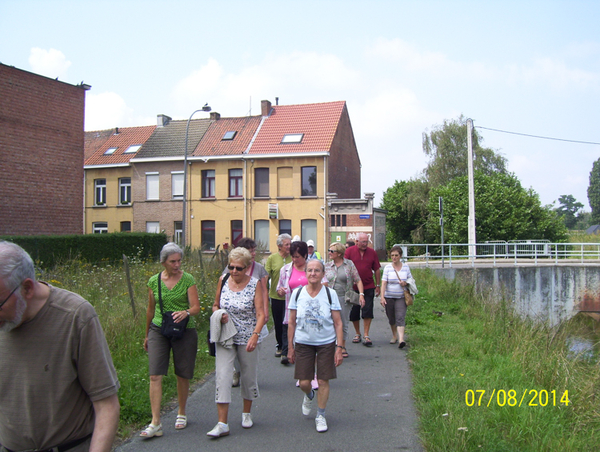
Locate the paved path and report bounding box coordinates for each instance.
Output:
[116,302,423,452]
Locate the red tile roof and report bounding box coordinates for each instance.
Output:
[192,115,262,157]
[248,101,346,155]
[84,125,156,166]
[84,129,114,161]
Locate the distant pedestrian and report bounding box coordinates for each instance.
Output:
[288,259,344,433]
[306,239,322,261]
[265,234,292,359]
[344,233,381,347]
[345,240,355,248]
[380,245,412,348]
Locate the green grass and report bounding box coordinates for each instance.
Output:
[39,252,224,439]
[407,269,600,451]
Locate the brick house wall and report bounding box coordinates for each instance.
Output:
[131,161,185,241]
[328,104,361,199]
[0,64,86,236]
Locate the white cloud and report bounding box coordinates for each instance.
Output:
[28,47,71,79]
[85,92,133,131]
[171,52,360,116]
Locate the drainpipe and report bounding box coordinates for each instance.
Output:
[323,155,327,256]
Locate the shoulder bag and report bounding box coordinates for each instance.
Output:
[393,267,413,306]
[157,273,189,340]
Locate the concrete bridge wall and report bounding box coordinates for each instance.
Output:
[432,265,600,325]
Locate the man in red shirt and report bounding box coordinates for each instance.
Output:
[344,233,381,347]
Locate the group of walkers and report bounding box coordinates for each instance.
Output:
[140,232,416,439]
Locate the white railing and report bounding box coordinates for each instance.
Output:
[399,240,600,267]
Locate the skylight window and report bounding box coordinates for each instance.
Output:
[124,144,142,154]
[281,133,304,144]
[222,131,237,141]
[104,147,117,155]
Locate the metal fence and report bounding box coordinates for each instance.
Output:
[398,240,600,267]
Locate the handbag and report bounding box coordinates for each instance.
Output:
[207,273,230,356]
[393,267,414,306]
[346,290,360,305]
[157,273,189,340]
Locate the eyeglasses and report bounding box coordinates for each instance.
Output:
[0,284,20,311]
[328,249,336,253]
[228,265,246,272]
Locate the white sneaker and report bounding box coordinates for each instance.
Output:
[242,412,253,428]
[207,422,230,437]
[315,414,328,432]
[302,391,314,415]
[232,370,240,387]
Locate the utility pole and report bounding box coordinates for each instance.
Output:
[467,118,477,261]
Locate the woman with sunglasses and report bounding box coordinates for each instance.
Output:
[324,242,365,358]
[208,247,266,438]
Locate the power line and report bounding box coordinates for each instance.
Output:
[475,125,600,146]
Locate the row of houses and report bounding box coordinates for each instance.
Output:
[1,63,386,257]
[84,100,386,255]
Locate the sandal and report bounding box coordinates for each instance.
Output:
[140,423,163,438]
[390,337,398,344]
[352,334,361,343]
[341,347,349,358]
[363,336,373,347]
[175,415,187,430]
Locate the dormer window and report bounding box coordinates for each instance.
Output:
[104,147,117,155]
[124,144,142,154]
[281,133,304,144]
[222,131,237,141]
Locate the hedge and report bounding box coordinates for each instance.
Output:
[0,233,167,268]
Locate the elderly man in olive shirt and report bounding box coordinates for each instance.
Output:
[0,241,120,452]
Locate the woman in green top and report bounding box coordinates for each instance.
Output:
[140,243,201,438]
[265,233,292,358]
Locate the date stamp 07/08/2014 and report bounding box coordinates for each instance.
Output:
[465,389,570,407]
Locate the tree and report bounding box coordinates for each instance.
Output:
[588,158,600,224]
[426,171,568,244]
[422,115,508,189]
[380,179,429,248]
[555,194,584,229]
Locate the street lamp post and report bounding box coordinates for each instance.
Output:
[182,105,211,249]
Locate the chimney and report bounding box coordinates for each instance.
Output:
[210,112,221,121]
[261,100,272,117]
[157,114,171,127]
[364,192,375,200]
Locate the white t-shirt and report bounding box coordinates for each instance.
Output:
[288,285,341,346]
[382,263,412,298]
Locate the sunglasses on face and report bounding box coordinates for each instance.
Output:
[228,265,246,272]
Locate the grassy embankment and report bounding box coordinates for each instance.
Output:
[407,268,600,451]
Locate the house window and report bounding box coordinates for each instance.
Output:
[146,221,160,233]
[174,221,182,244]
[301,166,316,196]
[301,219,317,244]
[119,177,131,205]
[146,173,159,200]
[279,219,292,236]
[255,168,269,198]
[331,214,347,227]
[202,220,216,250]
[229,168,243,198]
[92,222,108,233]
[254,220,269,249]
[124,144,142,154]
[281,133,304,144]
[120,221,131,232]
[222,131,237,141]
[94,179,106,205]
[277,167,293,197]
[104,147,117,155]
[231,220,243,247]
[202,170,215,198]
[172,172,184,200]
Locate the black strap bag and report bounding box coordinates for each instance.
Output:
[157,273,189,340]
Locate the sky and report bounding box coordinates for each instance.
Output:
[2,0,599,211]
